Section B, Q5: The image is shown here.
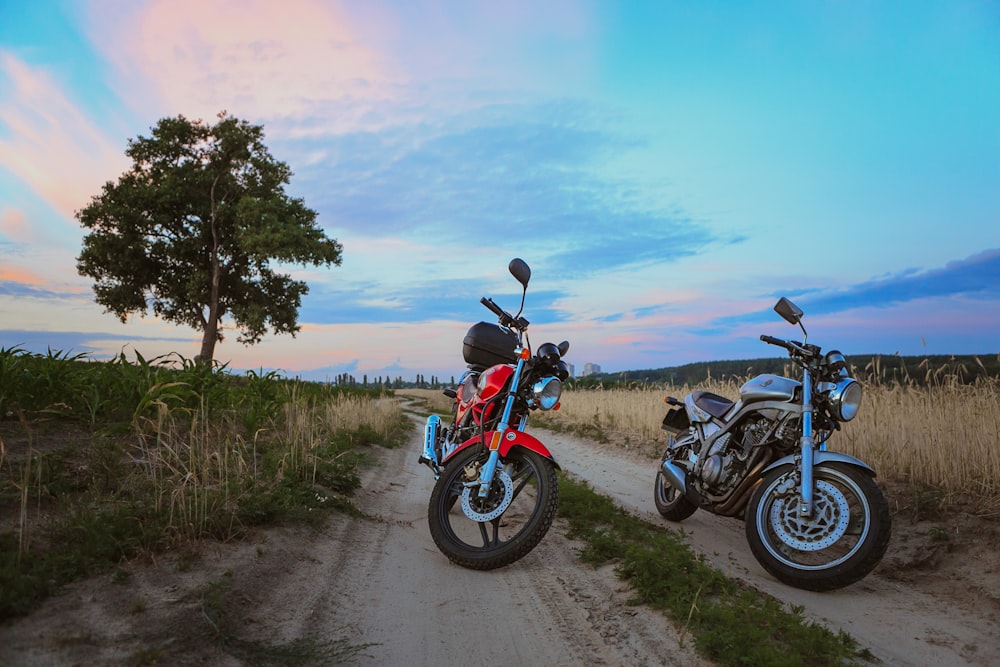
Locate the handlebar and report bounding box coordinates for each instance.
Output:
[481,296,530,330]
[480,296,506,319]
[760,334,790,350]
[760,334,821,360]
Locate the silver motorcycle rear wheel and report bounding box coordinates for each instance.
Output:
[653,468,698,522]
[745,462,891,591]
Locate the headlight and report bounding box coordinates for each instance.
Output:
[827,378,862,421]
[824,350,847,372]
[532,377,562,410]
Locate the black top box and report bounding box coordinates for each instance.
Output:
[463,322,519,370]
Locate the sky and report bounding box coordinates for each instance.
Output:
[1,0,998,382]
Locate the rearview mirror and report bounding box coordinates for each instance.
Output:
[774,297,804,325]
[509,258,531,287]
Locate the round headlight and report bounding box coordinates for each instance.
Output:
[828,378,862,421]
[532,377,563,410]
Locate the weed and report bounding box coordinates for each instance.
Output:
[929,526,951,543]
[558,475,864,666]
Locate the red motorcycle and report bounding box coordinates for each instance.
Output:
[419,259,570,569]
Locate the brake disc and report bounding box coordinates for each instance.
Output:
[460,469,514,522]
[769,479,851,551]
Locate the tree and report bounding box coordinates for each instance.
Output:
[76,112,342,362]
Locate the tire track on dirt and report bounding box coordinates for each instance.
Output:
[290,425,704,666]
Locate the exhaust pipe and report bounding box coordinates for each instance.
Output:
[419,415,441,477]
[661,460,688,493]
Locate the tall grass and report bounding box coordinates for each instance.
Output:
[405,358,1000,509]
[0,347,411,619]
[551,370,1000,508]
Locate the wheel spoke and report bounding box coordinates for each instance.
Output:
[477,520,490,546]
[510,466,536,500]
[428,446,559,570]
[476,518,503,547]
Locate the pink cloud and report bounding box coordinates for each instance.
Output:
[85,0,399,129]
[81,0,597,134]
[0,263,46,286]
[0,52,128,219]
[0,207,32,244]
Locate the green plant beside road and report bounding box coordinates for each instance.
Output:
[0,346,410,620]
[557,475,868,667]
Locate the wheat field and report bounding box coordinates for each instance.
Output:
[401,373,1000,508]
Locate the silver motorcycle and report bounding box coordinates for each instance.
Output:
[654,297,891,591]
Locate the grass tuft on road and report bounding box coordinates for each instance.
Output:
[557,474,869,667]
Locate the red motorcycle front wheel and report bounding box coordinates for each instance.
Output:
[428,446,558,570]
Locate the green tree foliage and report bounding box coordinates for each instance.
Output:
[76,112,342,362]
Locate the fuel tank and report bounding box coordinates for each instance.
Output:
[739,373,799,403]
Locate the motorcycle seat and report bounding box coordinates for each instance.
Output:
[691,390,735,419]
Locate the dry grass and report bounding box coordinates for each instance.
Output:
[130,389,407,541]
[397,388,454,415]
[402,374,1000,510]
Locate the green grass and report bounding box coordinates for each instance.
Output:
[557,475,870,666]
[0,347,410,621]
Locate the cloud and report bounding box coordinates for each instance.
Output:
[0,52,127,220]
[0,267,49,291]
[294,102,717,278]
[85,0,399,128]
[703,248,1000,332]
[787,248,1000,314]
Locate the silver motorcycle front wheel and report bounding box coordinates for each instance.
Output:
[745,463,891,591]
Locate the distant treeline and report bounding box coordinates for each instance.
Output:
[570,353,1000,388]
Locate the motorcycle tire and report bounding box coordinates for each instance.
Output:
[745,462,891,592]
[654,466,697,522]
[428,445,559,570]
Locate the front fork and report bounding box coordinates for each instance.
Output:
[469,352,529,498]
[797,368,820,518]
[419,414,444,478]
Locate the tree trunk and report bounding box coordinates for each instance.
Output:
[197,175,224,365]
[199,320,218,363]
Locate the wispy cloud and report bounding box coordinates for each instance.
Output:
[0,52,127,219]
[706,248,1000,331]
[296,102,717,276]
[85,0,400,128]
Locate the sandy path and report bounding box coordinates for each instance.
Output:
[0,421,705,667]
[269,433,708,667]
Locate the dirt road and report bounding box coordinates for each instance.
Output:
[1,417,997,666]
[552,430,999,667]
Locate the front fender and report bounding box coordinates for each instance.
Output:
[761,451,876,477]
[442,429,560,469]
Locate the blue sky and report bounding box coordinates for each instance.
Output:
[1,0,998,381]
